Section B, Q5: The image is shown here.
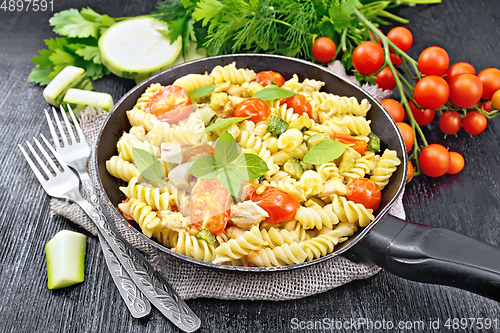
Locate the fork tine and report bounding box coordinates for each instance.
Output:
[19,144,47,184]
[52,106,69,147]
[60,105,77,144]
[44,109,61,149]
[40,134,71,173]
[26,139,53,179]
[66,104,85,143]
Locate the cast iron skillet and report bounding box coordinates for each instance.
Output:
[95,54,500,301]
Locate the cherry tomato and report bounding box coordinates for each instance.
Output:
[246,186,299,224]
[447,151,465,175]
[390,53,402,66]
[182,144,214,163]
[190,180,231,236]
[234,98,270,122]
[312,37,337,63]
[145,85,192,124]
[413,75,449,109]
[419,144,450,178]
[375,67,397,91]
[478,68,500,100]
[255,70,285,87]
[352,41,384,75]
[418,46,450,76]
[387,26,413,52]
[492,89,500,109]
[331,134,367,155]
[346,178,381,211]
[448,74,483,108]
[445,62,476,82]
[369,30,383,44]
[479,101,493,112]
[380,99,405,122]
[463,111,487,135]
[408,101,435,126]
[396,122,414,152]
[407,161,414,182]
[439,111,462,135]
[282,94,313,118]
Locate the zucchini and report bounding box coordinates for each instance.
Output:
[196,228,217,245]
[306,132,327,149]
[338,149,356,174]
[284,157,304,180]
[63,88,114,112]
[171,42,207,67]
[99,17,182,83]
[45,230,86,290]
[290,114,313,132]
[43,66,93,106]
[196,104,217,126]
[367,133,381,152]
[267,114,289,137]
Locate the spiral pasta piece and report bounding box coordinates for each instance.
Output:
[283,220,318,242]
[329,194,374,227]
[210,62,256,85]
[172,74,214,93]
[238,130,279,175]
[213,226,268,264]
[117,138,160,161]
[294,205,339,230]
[260,227,299,249]
[126,107,161,131]
[300,222,357,261]
[370,149,401,190]
[342,151,376,182]
[174,231,217,262]
[270,100,299,123]
[299,170,323,197]
[129,126,146,141]
[106,155,141,182]
[262,176,306,203]
[119,177,169,211]
[277,128,303,151]
[316,163,342,181]
[304,92,371,118]
[133,83,163,111]
[153,228,178,248]
[118,198,161,238]
[246,243,308,267]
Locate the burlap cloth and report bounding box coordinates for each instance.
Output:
[50,61,405,301]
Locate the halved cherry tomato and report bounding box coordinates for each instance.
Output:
[234,98,270,122]
[380,99,405,122]
[331,134,367,155]
[145,85,192,124]
[282,94,313,118]
[182,144,214,163]
[346,178,382,211]
[255,70,285,87]
[447,151,465,175]
[246,186,299,224]
[190,180,231,236]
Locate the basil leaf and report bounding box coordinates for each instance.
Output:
[232,153,269,180]
[188,84,216,99]
[252,87,296,101]
[214,130,238,166]
[303,138,348,164]
[132,147,163,183]
[189,154,219,179]
[203,116,250,133]
[218,166,242,198]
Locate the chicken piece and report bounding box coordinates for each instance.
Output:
[226,85,246,97]
[228,95,246,108]
[161,142,183,164]
[230,200,269,230]
[226,226,246,239]
[158,210,190,232]
[318,179,348,199]
[210,92,229,111]
[168,161,194,189]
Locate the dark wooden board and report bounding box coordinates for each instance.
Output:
[1,1,500,332]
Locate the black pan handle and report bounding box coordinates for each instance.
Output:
[345,214,500,301]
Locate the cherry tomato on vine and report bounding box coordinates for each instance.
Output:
[413,75,449,109]
[447,152,465,175]
[407,161,414,182]
[346,178,382,211]
[418,46,450,76]
[390,53,402,66]
[408,101,435,126]
[234,98,270,122]
[479,101,493,112]
[387,26,413,52]
[492,89,500,109]
[478,68,500,100]
[445,62,476,82]
[352,41,384,75]
[312,37,337,63]
[375,67,397,91]
[255,70,285,87]
[145,85,192,124]
[282,94,313,118]
[380,99,405,122]
[369,30,383,44]
[396,122,414,152]
[463,111,487,135]
[190,180,230,236]
[448,74,483,108]
[439,111,462,135]
[419,144,450,178]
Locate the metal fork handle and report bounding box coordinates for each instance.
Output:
[69,185,201,333]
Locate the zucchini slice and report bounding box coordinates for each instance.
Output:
[63,88,114,112]
[43,66,93,106]
[306,132,327,149]
[284,157,304,180]
[196,104,217,127]
[267,114,289,137]
[99,17,182,83]
[367,133,381,152]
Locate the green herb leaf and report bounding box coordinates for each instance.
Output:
[132,147,163,183]
[303,138,348,164]
[49,9,101,38]
[218,166,241,198]
[232,153,268,180]
[188,84,216,99]
[192,0,223,26]
[75,45,101,64]
[28,66,52,86]
[214,130,238,167]
[252,87,296,101]
[203,116,250,133]
[189,154,219,179]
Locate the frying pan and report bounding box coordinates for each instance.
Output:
[94,54,500,301]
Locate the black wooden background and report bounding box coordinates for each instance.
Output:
[1,1,500,332]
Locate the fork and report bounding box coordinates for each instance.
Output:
[45,106,151,319]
